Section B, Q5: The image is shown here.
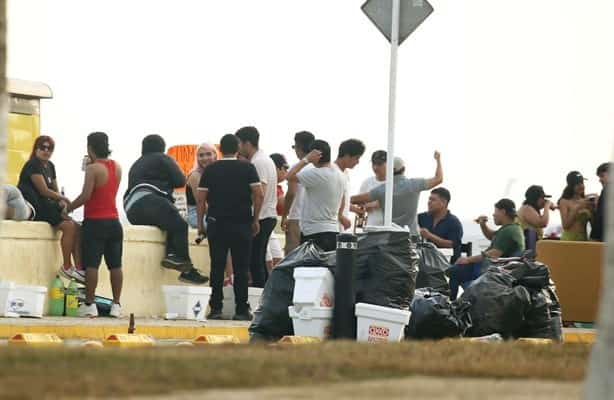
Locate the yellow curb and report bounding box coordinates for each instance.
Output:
[0,324,249,342]
[9,333,63,347]
[563,331,595,344]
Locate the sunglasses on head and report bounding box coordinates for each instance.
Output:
[38,144,53,152]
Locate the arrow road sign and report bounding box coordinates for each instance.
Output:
[362,0,434,45]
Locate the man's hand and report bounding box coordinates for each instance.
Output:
[305,149,322,164]
[544,200,557,211]
[419,228,431,240]
[475,215,488,224]
[350,204,366,216]
[434,151,441,162]
[456,256,470,265]
[339,215,351,230]
[251,220,261,237]
[281,216,288,232]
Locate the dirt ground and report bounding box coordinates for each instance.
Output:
[125,376,582,400]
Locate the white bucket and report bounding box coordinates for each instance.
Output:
[288,306,333,338]
[0,281,47,318]
[292,267,334,308]
[355,303,411,343]
[221,286,264,319]
[162,285,211,321]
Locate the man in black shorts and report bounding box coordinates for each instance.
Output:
[67,132,123,318]
[197,134,264,320]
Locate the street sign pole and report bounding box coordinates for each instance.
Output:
[384,0,400,227]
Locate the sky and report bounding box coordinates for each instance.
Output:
[6,0,614,238]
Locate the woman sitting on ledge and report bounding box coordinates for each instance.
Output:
[17,135,83,282]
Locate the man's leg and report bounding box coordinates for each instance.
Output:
[206,219,229,314]
[448,262,482,300]
[79,220,103,317]
[284,219,301,255]
[104,220,124,305]
[250,217,276,288]
[229,222,253,316]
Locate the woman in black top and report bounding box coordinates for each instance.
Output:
[17,136,83,281]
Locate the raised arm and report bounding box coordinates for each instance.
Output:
[425,151,443,190]
[476,215,496,240]
[67,164,98,212]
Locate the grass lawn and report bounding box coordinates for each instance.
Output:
[0,341,590,399]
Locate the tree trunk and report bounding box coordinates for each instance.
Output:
[0,0,6,220]
[585,153,614,399]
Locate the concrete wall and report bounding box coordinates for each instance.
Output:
[0,221,213,317]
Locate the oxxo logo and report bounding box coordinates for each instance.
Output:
[368,325,390,343]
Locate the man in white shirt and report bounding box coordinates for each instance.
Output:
[357,150,387,226]
[333,139,366,231]
[281,131,315,255]
[236,126,279,287]
[285,139,346,252]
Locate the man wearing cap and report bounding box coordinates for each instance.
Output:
[350,151,443,235]
[447,199,525,300]
[418,187,464,263]
[591,162,610,241]
[517,185,554,240]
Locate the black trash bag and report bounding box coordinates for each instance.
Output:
[249,241,335,342]
[406,288,472,339]
[500,259,551,289]
[354,230,418,310]
[516,286,563,341]
[459,268,531,338]
[415,242,451,297]
[249,230,418,341]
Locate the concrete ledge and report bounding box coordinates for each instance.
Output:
[0,220,213,317]
[536,240,604,323]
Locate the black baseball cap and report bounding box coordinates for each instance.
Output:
[494,198,517,217]
[566,171,587,186]
[525,185,551,203]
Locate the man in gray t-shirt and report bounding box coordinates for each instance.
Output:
[351,151,443,234]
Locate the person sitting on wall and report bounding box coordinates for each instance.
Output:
[447,198,525,300]
[17,135,83,282]
[185,143,218,229]
[1,184,34,221]
[123,134,208,284]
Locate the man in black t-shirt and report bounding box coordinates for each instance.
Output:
[591,162,610,241]
[197,134,264,320]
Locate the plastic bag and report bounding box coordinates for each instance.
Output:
[415,242,451,297]
[249,230,418,341]
[500,259,550,289]
[459,268,531,338]
[406,288,472,339]
[516,286,563,341]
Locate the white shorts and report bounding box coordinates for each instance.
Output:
[266,234,283,262]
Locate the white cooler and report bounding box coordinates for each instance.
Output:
[221,286,264,319]
[0,281,47,318]
[293,267,334,308]
[288,306,333,338]
[162,285,211,321]
[355,303,411,343]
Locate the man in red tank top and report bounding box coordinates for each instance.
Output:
[67,132,123,318]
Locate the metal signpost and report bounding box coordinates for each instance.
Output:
[361,0,433,227]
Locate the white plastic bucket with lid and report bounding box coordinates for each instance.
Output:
[355,302,411,343]
[221,286,264,319]
[0,281,47,318]
[162,285,211,321]
[292,267,334,308]
[288,306,333,338]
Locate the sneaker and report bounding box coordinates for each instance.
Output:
[161,254,192,272]
[109,303,122,318]
[59,266,86,284]
[207,309,224,320]
[78,303,98,318]
[232,309,254,321]
[178,268,209,284]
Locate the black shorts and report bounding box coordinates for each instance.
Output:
[82,218,123,269]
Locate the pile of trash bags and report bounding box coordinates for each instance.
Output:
[249,230,418,341]
[415,241,451,297]
[406,256,563,341]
